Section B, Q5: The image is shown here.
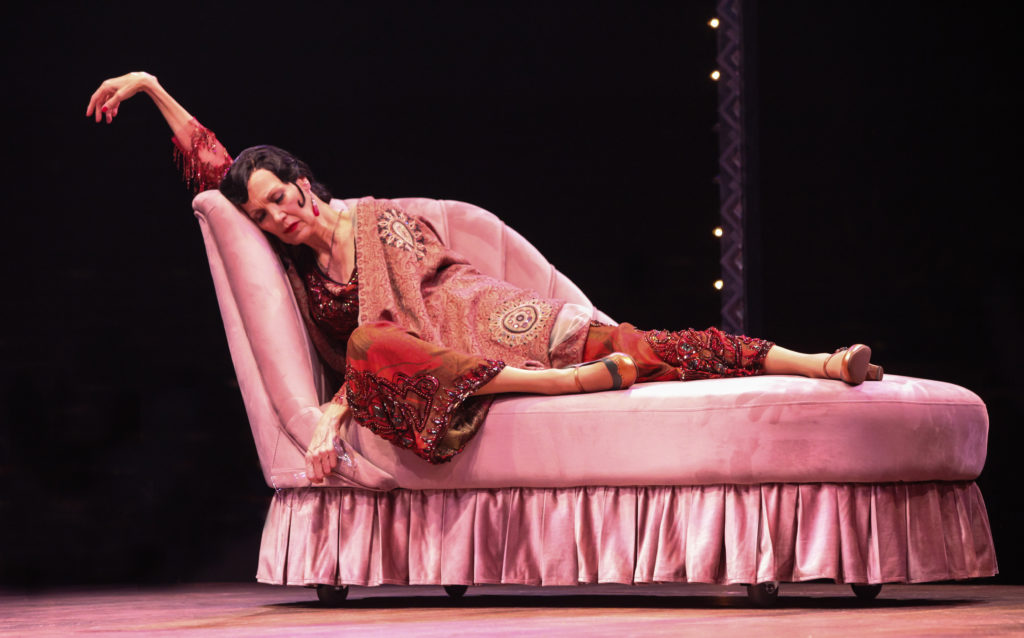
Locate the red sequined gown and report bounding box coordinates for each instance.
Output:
[174,120,774,463]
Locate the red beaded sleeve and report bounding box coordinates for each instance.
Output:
[171,118,233,193]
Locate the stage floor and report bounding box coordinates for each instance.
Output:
[2,583,1022,636]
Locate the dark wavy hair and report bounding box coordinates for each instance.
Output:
[219,145,332,208]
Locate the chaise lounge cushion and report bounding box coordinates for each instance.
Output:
[339,373,988,490]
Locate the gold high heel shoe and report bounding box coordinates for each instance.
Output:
[823,345,873,386]
[569,352,638,393]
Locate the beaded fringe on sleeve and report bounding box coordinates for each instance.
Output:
[171,118,233,193]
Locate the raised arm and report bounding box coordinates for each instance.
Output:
[87,71,233,192]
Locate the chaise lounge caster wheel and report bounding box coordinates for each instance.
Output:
[444,584,468,598]
[851,583,883,600]
[745,582,780,607]
[316,584,349,606]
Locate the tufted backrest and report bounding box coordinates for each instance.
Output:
[193,191,609,489]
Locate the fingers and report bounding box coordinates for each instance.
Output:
[86,74,139,123]
[87,80,116,122]
[97,100,117,123]
[86,94,115,123]
[305,457,321,484]
[305,457,320,484]
[87,81,110,119]
[304,440,338,484]
[305,451,325,483]
[102,89,122,123]
[321,445,337,476]
[88,95,104,122]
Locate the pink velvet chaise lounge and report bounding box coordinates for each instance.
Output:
[193,191,997,605]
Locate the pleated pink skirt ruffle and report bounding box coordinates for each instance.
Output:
[256,482,997,587]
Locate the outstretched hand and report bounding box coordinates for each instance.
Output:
[86,71,155,124]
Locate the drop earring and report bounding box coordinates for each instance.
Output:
[305,181,320,217]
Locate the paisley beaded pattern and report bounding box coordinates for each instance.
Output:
[488,298,554,348]
[345,359,504,463]
[643,326,772,381]
[377,207,426,260]
[346,370,441,448]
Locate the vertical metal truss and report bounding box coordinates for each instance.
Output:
[716,0,746,334]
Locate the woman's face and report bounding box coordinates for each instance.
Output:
[240,168,317,244]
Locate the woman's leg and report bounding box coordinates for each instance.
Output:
[763,345,831,378]
[476,361,627,395]
[475,367,569,395]
[582,323,877,384]
[585,323,772,382]
[478,335,874,396]
[344,322,630,459]
[764,344,875,384]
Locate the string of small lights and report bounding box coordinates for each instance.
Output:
[710,15,723,294]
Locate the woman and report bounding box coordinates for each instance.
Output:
[87,72,882,481]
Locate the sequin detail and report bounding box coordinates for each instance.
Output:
[642,326,773,381]
[171,119,232,193]
[377,207,426,260]
[344,359,505,463]
[488,298,554,348]
[305,266,359,345]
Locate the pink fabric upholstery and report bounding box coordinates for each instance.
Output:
[195,191,324,487]
[193,190,997,588]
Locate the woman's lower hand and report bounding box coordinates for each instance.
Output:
[86,71,156,124]
[304,403,346,484]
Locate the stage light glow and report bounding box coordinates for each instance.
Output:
[710,70,721,81]
[709,18,720,28]
[714,279,724,290]
[713,227,723,237]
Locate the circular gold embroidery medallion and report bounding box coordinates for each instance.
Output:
[489,298,552,348]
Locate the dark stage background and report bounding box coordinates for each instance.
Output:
[1,2,1020,586]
